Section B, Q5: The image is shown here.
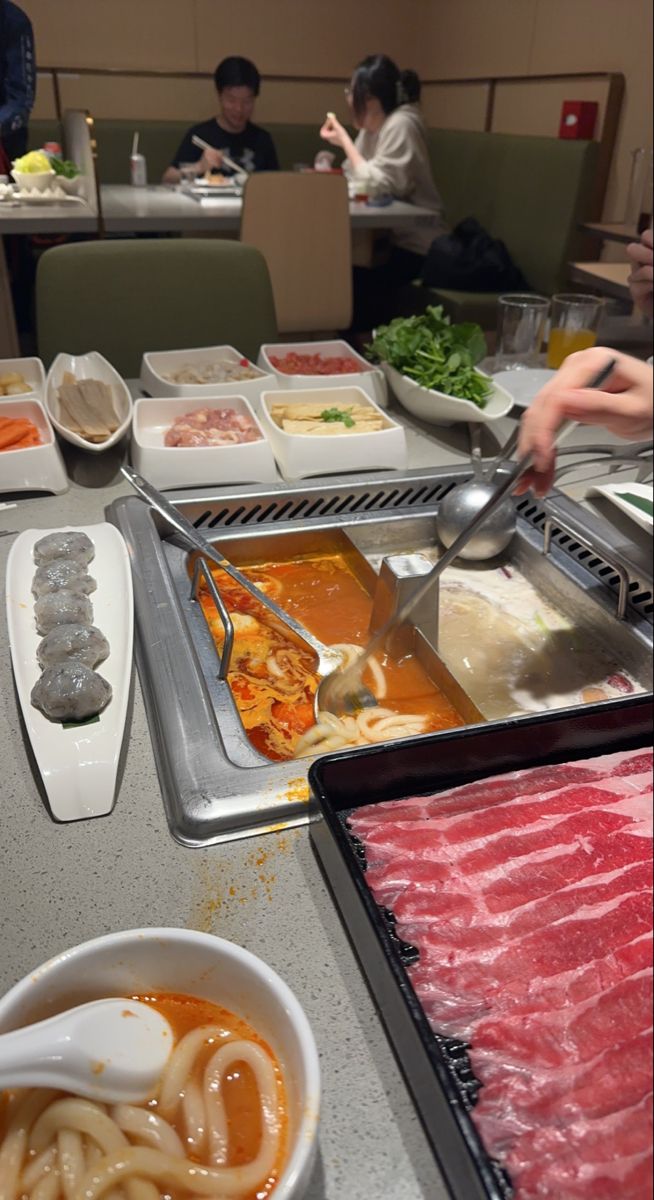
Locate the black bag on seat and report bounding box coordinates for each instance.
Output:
[421,217,530,292]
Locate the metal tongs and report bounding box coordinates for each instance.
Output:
[120,466,376,714]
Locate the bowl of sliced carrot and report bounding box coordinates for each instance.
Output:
[0,413,42,450]
[0,399,68,495]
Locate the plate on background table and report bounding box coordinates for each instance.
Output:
[586,481,653,534]
[12,191,86,205]
[492,368,556,409]
[6,523,134,821]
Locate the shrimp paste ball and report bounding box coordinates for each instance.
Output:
[33,531,95,567]
[31,663,112,722]
[32,560,96,598]
[37,624,110,670]
[34,590,93,635]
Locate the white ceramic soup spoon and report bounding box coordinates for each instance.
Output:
[0,998,173,1103]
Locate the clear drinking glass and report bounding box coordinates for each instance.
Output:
[495,294,549,371]
[546,293,603,369]
[178,162,199,186]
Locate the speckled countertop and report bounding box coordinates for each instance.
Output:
[0,404,649,1200]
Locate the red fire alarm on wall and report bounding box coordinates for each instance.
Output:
[559,100,598,139]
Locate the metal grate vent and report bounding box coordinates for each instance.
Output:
[188,477,458,532]
[515,497,653,620]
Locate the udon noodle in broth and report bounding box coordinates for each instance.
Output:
[0,992,288,1200]
[197,555,464,759]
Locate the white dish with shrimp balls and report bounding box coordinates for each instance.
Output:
[5,523,134,821]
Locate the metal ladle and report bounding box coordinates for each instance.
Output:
[435,359,617,562]
[316,358,618,717]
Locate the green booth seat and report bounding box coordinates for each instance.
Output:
[36,238,278,377]
[30,118,326,184]
[413,129,599,326]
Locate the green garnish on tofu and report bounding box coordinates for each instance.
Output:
[320,407,355,428]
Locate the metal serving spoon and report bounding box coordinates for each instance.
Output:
[316,358,618,717]
[0,999,173,1104]
[120,466,376,711]
[435,359,617,561]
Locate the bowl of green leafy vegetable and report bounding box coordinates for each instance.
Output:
[51,156,84,194]
[367,307,513,426]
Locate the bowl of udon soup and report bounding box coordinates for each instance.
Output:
[0,926,321,1200]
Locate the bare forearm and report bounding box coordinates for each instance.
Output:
[162,166,181,184]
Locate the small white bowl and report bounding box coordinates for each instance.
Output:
[384,363,514,426]
[0,355,46,399]
[131,394,278,489]
[260,384,407,480]
[0,397,68,494]
[56,173,85,196]
[259,339,389,409]
[11,169,55,192]
[141,344,275,409]
[0,927,321,1200]
[46,351,133,452]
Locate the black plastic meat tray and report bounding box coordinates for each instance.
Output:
[309,696,653,1200]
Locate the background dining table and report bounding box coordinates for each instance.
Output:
[0,185,438,235]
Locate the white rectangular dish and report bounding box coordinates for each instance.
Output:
[5,523,134,822]
[0,398,68,495]
[587,481,653,535]
[258,340,388,408]
[45,352,133,452]
[131,395,278,490]
[0,356,46,399]
[259,385,407,481]
[140,345,275,406]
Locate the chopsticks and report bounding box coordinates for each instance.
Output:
[190,134,247,175]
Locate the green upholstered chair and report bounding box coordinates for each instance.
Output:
[36,238,277,376]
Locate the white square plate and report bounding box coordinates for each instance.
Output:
[0,356,46,399]
[131,394,277,489]
[0,398,68,495]
[140,345,274,407]
[258,340,388,408]
[260,385,407,480]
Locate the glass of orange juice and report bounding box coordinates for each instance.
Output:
[546,294,603,369]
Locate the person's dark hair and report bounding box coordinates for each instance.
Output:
[350,54,403,121]
[400,68,421,104]
[214,56,261,96]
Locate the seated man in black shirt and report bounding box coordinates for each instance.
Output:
[163,56,278,182]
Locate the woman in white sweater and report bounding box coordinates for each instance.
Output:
[320,54,448,331]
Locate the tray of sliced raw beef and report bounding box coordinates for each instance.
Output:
[309,695,653,1200]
